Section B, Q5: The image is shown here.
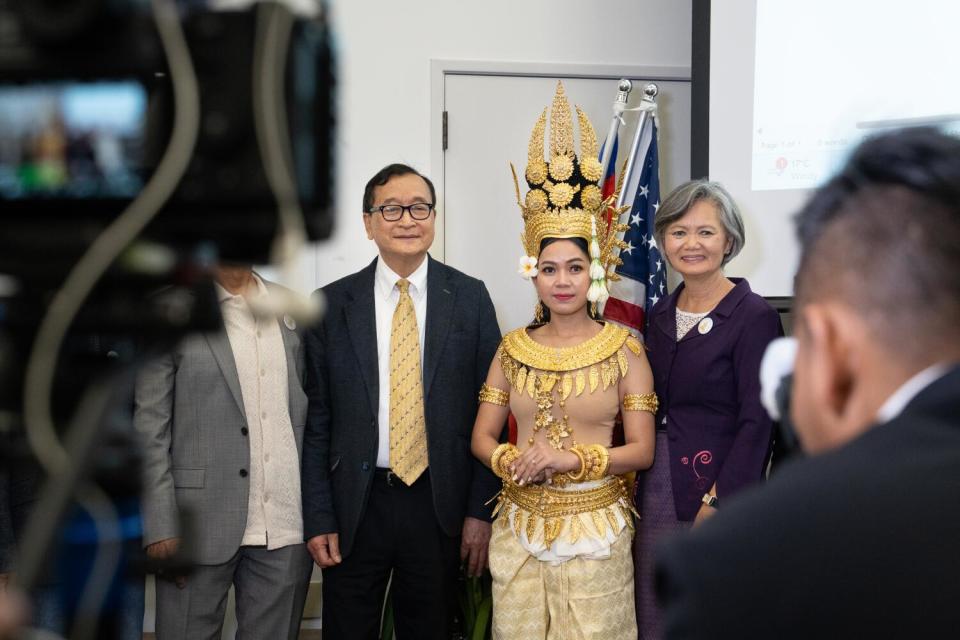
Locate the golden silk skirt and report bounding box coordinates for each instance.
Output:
[488,476,638,640]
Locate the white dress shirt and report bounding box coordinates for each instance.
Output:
[374,257,429,469]
[217,274,304,549]
[875,362,952,424]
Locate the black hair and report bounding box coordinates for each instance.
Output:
[362,163,436,213]
[540,236,590,257]
[794,127,960,357]
[530,236,601,326]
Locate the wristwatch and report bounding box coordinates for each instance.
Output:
[701,493,719,508]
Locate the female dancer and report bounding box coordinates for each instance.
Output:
[471,83,656,640]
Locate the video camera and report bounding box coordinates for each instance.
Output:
[0,0,335,283]
[0,2,336,634]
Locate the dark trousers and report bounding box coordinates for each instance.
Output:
[321,470,459,640]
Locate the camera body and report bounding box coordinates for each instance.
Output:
[0,0,335,281]
[0,7,337,628]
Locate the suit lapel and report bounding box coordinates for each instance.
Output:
[345,260,380,416]
[652,284,680,342]
[261,276,305,410]
[204,329,245,414]
[678,278,750,344]
[423,256,455,400]
[277,313,304,416]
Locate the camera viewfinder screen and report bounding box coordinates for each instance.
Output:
[0,81,147,199]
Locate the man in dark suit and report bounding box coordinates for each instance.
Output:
[301,163,502,639]
[655,128,960,638]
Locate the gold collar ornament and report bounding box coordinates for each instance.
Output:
[511,82,629,314]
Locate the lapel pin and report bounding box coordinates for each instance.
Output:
[698,317,713,335]
[283,314,296,331]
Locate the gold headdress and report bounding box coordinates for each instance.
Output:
[511,82,628,311]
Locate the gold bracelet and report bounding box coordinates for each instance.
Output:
[490,443,520,481]
[565,445,588,482]
[500,448,520,481]
[623,392,659,414]
[584,444,610,480]
[583,446,598,479]
[479,383,510,407]
[490,443,511,476]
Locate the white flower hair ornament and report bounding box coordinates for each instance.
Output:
[586,216,610,313]
[518,255,539,279]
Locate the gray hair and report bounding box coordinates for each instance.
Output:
[654,179,745,266]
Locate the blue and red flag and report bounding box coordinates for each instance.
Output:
[600,134,619,205]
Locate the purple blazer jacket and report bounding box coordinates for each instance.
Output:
[645,278,781,521]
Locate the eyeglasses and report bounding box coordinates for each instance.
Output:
[367,202,434,221]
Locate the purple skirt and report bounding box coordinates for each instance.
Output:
[633,431,692,640]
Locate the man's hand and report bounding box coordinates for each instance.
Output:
[0,584,26,639]
[307,534,342,568]
[145,537,180,560]
[460,517,492,577]
[146,537,186,589]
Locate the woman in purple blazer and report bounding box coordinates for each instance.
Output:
[633,180,781,639]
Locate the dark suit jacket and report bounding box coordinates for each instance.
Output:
[655,365,960,639]
[301,255,502,558]
[646,278,781,520]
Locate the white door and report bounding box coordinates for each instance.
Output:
[440,71,690,334]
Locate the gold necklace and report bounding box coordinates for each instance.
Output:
[529,373,571,449]
[498,322,642,403]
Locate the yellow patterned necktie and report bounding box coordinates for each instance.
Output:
[388,278,428,485]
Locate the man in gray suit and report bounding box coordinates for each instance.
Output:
[302,164,502,639]
[135,265,312,640]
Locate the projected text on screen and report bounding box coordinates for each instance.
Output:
[751,0,960,191]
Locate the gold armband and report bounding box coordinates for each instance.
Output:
[479,383,510,407]
[490,443,520,481]
[623,392,658,414]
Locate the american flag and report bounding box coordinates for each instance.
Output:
[602,119,667,335]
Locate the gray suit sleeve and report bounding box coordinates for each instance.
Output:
[133,351,181,547]
[467,283,504,521]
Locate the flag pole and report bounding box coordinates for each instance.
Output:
[615,83,659,211]
[599,79,633,181]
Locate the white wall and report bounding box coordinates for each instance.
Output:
[294,0,692,290]
[250,2,692,633]
[147,3,692,634]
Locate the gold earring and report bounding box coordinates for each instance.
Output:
[534,301,545,323]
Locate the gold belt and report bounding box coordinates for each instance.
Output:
[499,476,628,519]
